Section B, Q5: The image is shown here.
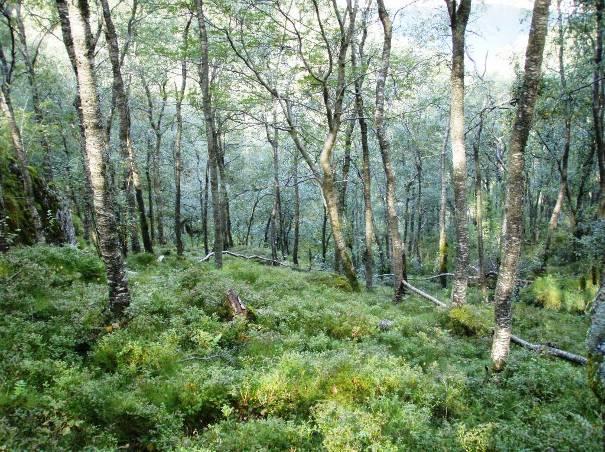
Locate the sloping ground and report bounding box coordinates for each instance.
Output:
[0,246,600,450]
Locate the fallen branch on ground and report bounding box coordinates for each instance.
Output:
[510,334,587,365]
[401,279,586,366]
[199,251,289,267]
[401,280,448,308]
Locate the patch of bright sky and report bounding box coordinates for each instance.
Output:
[388,0,539,81]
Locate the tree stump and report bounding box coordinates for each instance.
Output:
[225,289,248,319]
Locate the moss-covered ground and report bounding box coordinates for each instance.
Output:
[0,245,600,450]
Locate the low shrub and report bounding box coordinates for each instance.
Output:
[447,305,493,336]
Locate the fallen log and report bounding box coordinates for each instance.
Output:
[199,250,288,267]
[510,334,587,365]
[401,279,587,366]
[199,251,215,262]
[401,280,448,308]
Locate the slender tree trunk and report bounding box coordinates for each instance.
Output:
[59,9,99,251]
[195,0,223,268]
[335,122,354,272]
[142,77,167,246]
[100,0,152,254]
[293,151,300,266]
[354,70,374,289]
[491,0,550,371]
[593,0,605,217]
[266,117,283,260]
[321,130,358,288]
[446,0,471,306]
[153,132,165,245]
[473,113,487,300]
[314,1,359,291]
[203,163,209,255]
[414,149,423,265]
[0,168,8,252]
[245,192,261,247]
[146,139,155,242]
[407,194,416,256]
[376,0,406,300]
[439,128,449,288]
[543,2,575,268]
[57,0,130,318]
[217,130,233,249]
[174,20,190,257]
[587,264,605,450]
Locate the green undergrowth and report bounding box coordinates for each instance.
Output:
[520,274,598,314]
[0,245,600,450]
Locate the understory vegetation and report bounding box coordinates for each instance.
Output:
[0,245,599,451]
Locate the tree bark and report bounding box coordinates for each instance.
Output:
[203,163,210,255]
[491,0,550,371]
[57,0,130,318]
[473,113,487,299]
[376,0,406,300]
[142,77,167,245]
[439,128,449,289]
[587,264,605,447]
[216,129,233,249]
[57,6,99,250]
[335,121,354,273]
[195,0,223,268]
[593,0,605,217]
[266,115,283,260]
[414,148,423,265]
[351,15,374,289]
[100,0,152,254]
[174,18,191,257]
[146,138,154,242]
[445,0,471,306]
[293,151,300,266]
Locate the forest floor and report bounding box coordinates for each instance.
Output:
[0,245,600,451]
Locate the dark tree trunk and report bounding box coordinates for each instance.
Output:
[142,78,168,245]
[349,3,373,288]
[173,19,190,257]
[593,0,605,217]
[376,0,406,300]
[195,0,223,268]
[293,151,300,266]
[100,0,152,254]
